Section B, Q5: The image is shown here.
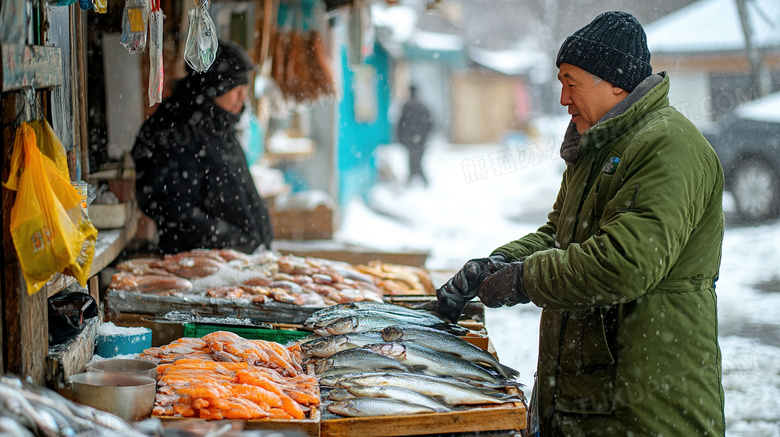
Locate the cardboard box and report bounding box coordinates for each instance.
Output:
[270,204,334,240]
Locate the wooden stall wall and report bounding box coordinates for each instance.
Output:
[1,2,85,384]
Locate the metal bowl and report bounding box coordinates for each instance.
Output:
[86,358,158,380]
[69,372,156,423]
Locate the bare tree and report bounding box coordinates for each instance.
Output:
[735,0,770,97]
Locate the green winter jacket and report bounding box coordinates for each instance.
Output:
[493,73,725,436]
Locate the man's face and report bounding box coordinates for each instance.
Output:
[557,63,629,134]
[214,84,248,114]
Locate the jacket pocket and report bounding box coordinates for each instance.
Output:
[554,308,617,415]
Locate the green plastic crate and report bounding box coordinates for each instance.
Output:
[183,323,311,344]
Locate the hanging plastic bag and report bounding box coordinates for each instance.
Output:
[93,0,107,13]
[120,0,150,54]
[29,119,69,179]
[35,125,98,286]
[0,0,26,44]
[3,124,76,294]
[183,0,218,73]
[3,123,97,294]
[148,0,164,106]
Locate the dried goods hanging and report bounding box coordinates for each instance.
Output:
[120,0,150,54]
[148,0,164,106]
[270,1,336,108]
[184,0,219,73]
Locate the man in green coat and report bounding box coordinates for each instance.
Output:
[437,11,726,436]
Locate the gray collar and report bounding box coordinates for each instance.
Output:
[598,73,664,124]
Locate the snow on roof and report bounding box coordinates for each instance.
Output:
[409,30,464,52]
[645,0,780,54]
[735,90,780,123]
[468,46,549,76]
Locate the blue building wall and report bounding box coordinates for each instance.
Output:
[337,42,392,206]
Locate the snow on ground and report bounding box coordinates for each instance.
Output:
[335,118,780,435]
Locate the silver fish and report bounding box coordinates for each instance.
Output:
[301,332,384,358]
[364,342,501,384]
[338,373,520,406]
[346,385,452,413]
[381,325,519,380]
[308,301,446,324]
[308,310,441,331]
[319,370,405,387]
[327,398,436,417]
[0,415,35,437]
[313,314,461,336]
[316,348,412,374]
[326,388,355,401]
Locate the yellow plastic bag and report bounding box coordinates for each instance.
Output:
[30,119,70,180]
[3,123,97,294]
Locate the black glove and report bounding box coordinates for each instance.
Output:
[437,254,506,322]
[477,261,530,308]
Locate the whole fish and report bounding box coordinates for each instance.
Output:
[363,342,502,384]
[316,348,412,374]
[319,370,398,387]
[338,373,520,406]
[301,332,384,358]
[0,415,35,437]
[327,398,436,417]
[381,325,519,380]
[308,301,446,324]
[308,310,444,331]
[345,385,452,413]
[326,388,355,401]
[315,315,468,336]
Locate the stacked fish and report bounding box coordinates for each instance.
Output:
[109,250,432,306]
[298,302,524,417]
[139,331,320,421]
[0,374,146,437]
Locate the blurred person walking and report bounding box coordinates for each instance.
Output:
[132,40,273,254]
[397,85,433,186]
[437,11,725,436]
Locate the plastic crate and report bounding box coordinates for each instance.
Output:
[183,323,311,344]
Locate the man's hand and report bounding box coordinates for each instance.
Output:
[437,254,506,322]
[477,261,530,308]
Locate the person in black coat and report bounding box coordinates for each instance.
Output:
[396,85,434,186]
[132,40,273,254]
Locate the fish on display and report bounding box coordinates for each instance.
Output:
[300,332,384,358]
[308,301,446,324]
[307,310,440,330]
[304,301,470,336]
[336,372,521,406]
[315,348,413,374]
[0,375,145,436]
[319,371,400,387]
[313,314,469,337]
[363,342,502,384]
[327,398,437,417]
[345,385,452,413]
[381,325,519,380]
[326,388,355,401]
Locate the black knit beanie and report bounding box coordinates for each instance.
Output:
[186,40,255,97]
[556,11,652,92]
